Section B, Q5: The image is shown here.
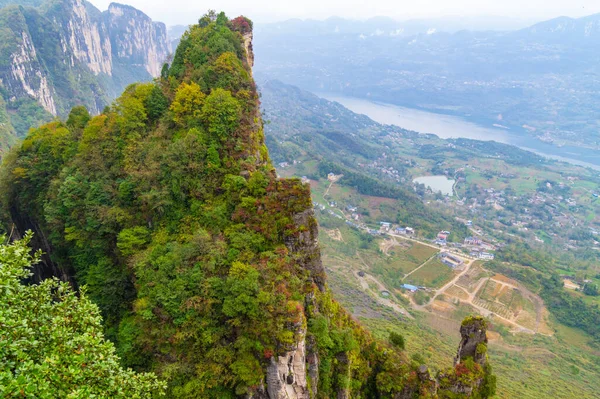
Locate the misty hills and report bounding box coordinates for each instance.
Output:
[253,12,600,151]
[521,13,600,40]
[255,15,533,37]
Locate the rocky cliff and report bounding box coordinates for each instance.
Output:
[0,12,495,398]
[106,3,170,78]
[0,0,171,149]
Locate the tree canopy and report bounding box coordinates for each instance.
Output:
[0,233,165,398]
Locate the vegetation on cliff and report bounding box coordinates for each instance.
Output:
[0,11,494,397]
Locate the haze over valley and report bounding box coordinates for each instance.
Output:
[0,1,598,398]
[254,13,600,163]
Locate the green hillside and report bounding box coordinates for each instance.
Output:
[261,79,600,398]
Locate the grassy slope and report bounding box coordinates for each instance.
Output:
[279,148,600,398]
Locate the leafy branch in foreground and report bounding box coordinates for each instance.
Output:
[0,232,165,398]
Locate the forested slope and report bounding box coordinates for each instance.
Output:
[0,12,494,398]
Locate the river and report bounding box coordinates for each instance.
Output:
[318,94,600,171]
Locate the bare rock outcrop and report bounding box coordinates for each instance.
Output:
[0,0,171,131]
[285,207,326,291]
[266,334,310,399]
[455,316,488,366]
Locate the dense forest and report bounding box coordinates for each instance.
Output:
[0,234,165,397]
[0,11,494,398]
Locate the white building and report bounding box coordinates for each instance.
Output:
[479,252,495,260]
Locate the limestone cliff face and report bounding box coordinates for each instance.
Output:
[261,204,324,399]
[53,0,113,75]
[106,3,171,77]
[265,332,311,399]
[8,30,57,114]
[49,0,171,79]
[0,0,171,138]
[243,32,254,70]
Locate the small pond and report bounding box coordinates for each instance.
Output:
[413,175,455,196]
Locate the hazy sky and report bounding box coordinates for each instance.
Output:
[91,0,600,26]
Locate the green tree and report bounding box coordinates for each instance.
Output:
[66,106,91,131]
[0,233,165,398]
[170,82,206,127]
[389,331,405,350]
[205,52,251,93]
[198,10,217,27]
[116,92,148,136]
[202,88,240,142]
[145,85,169,122]
[583,283,599,296]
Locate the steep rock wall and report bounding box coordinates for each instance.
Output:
[107,3,171,77]
[9,30,56,114]
[0,0,171,140]
[54,0,113,75]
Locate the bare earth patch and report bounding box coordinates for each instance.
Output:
[324,228,344,242]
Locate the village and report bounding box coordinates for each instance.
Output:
[336,133,600,253]
[312,193,549,336]
[312,185,501,299]
[269,165,560,338]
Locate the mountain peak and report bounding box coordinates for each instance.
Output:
[0,10,495,398]
[521,12,600,38]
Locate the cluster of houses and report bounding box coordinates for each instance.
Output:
[358,156,407,183]
[435,230,451,245]
[561,275,595,291]
[327,173,343,182]
[313,202,326,211]
[463,236,496,260]
[394,226,415,235]
[368,222,416,236]
[278,160,300,169]
[345,205,361,221]
[427,227,497,261]
[471,251,495,260]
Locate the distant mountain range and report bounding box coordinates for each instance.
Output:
[255,15,536,37]
[522,14,600,39]
[253,13,600,152]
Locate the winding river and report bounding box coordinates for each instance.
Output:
[318,94,600,171]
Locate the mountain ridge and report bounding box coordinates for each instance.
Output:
[0,12,495,398]
[253,11,600,152]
